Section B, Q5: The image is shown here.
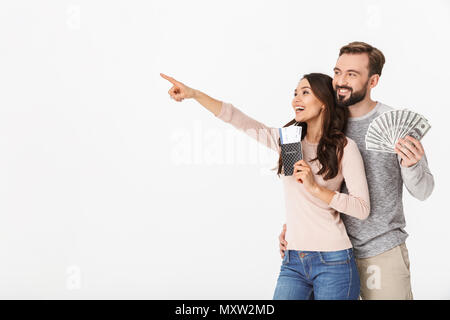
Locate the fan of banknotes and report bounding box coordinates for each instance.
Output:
[365,109,431,153]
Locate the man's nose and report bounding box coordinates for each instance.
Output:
[335,75,349,87]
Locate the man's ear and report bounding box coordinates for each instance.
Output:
[369,74,380,89]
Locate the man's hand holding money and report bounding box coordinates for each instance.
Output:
[395,135,425,167]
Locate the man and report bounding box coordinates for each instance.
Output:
[278,41,434,300]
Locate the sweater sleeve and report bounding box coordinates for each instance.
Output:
[329,138,371,220]
[398,151,435,201]
[215,101,281,153]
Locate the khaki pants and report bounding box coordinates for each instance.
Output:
[355,243,413,300]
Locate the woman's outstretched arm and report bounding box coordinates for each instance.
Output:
[161,73,280,152]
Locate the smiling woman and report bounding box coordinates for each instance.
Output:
[161,71,370,300]
[277,73,349,180]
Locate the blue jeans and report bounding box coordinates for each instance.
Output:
[273,248,360,300]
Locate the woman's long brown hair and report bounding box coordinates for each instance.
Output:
[276,73,349,180]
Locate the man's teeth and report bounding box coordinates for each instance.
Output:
[338,89,350,94]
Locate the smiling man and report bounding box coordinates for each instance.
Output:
[279,41,435,300]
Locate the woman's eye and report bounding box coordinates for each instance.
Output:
[303,91,309,95]
[294,93,297,96]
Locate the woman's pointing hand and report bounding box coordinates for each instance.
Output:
[160,73,196,102]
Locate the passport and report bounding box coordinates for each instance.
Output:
[279,126,303,176]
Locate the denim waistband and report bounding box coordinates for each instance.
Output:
[285,248,353,264]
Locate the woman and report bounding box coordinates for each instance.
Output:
[160,72,370,300]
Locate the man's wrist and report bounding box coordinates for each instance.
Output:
[402,157,422,169]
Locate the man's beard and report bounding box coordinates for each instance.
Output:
[335,81,368,107]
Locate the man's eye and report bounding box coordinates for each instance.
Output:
[294,93,297,96]
[349,73,356,77]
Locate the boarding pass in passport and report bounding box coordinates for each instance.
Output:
[279,126,303,176]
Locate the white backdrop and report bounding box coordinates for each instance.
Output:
[0,0,449,299]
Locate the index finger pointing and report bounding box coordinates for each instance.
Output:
[160,73,181,86]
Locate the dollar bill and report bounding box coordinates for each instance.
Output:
[403,117,431,141]
[365,109,431,153]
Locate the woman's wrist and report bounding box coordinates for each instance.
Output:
[310,183,335,205]
[192,89,199,99]
[310,183,322,198]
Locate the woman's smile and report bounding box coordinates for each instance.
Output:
[295,106,305,113]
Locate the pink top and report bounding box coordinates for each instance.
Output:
[215,101,370,251]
